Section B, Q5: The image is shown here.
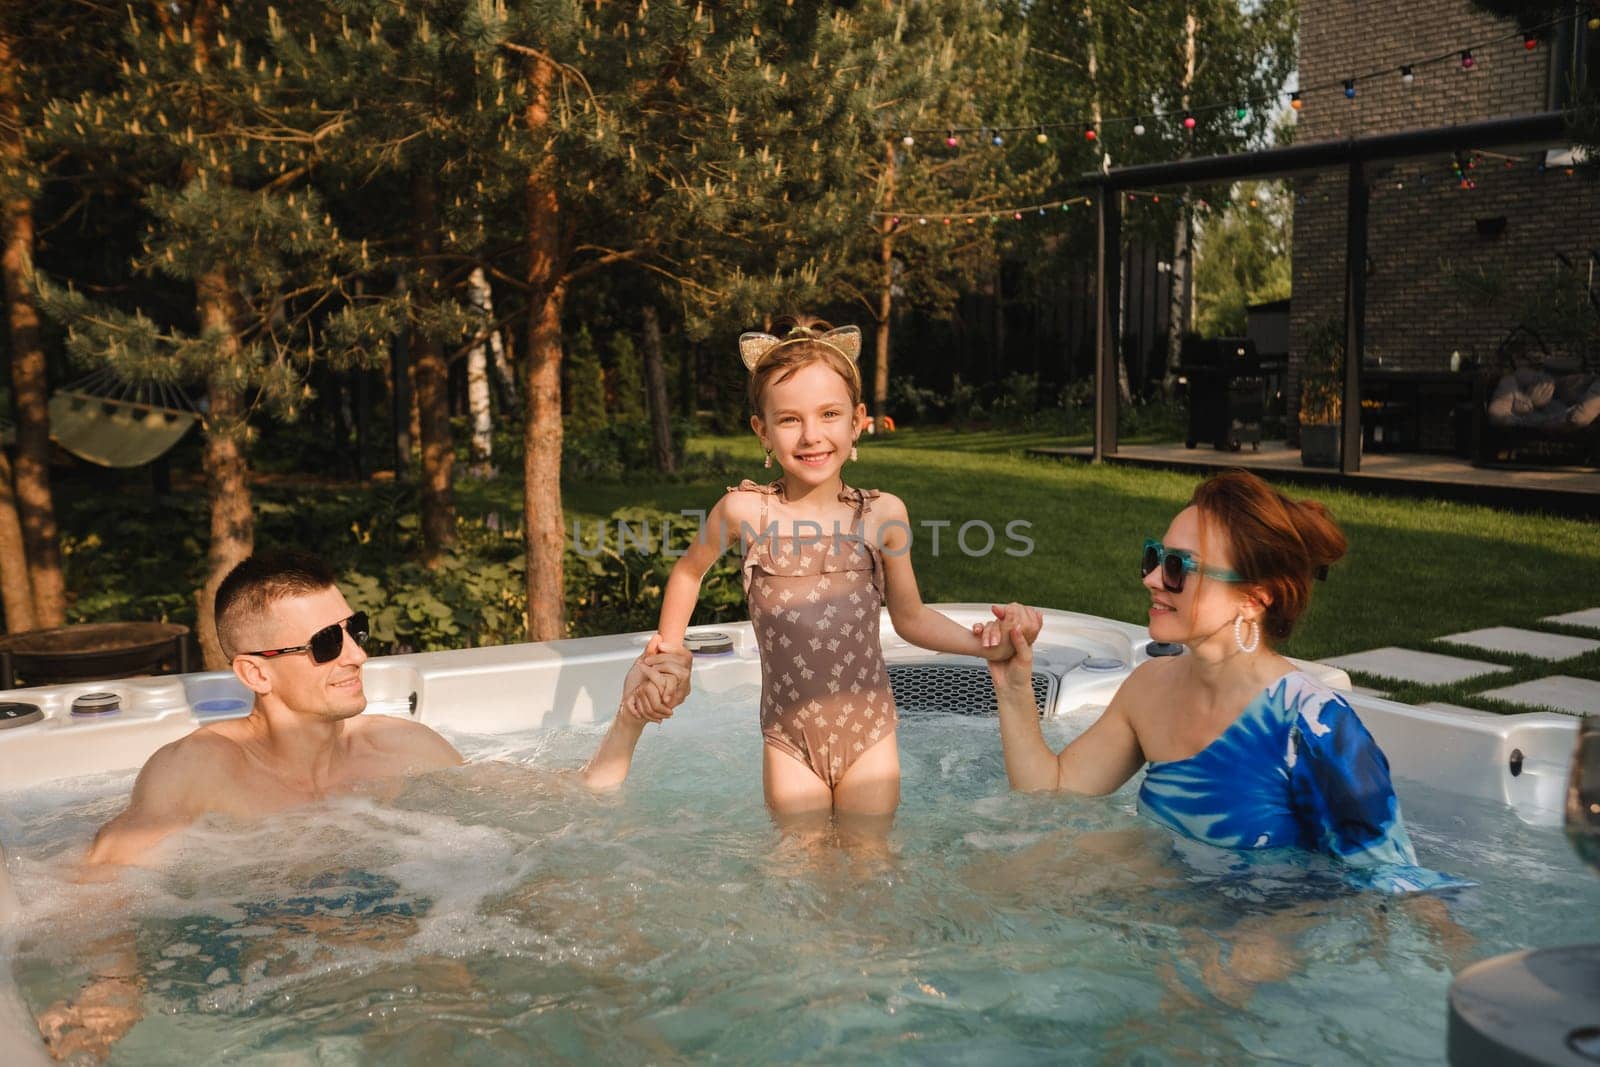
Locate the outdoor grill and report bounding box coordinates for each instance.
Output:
[1178,336,1265,452]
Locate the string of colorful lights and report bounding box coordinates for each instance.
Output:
[876,150,1586,226]
[895,12,1585,147]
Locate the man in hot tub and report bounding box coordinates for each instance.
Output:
[85,550,691,866]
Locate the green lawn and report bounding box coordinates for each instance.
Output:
[562,427,1600,713]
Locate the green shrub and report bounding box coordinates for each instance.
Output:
[565,505,745,638]
[561,416,699,480]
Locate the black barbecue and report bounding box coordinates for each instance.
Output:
[1178,337,1265,452]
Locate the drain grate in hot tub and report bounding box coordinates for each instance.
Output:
[888,663,1055,717]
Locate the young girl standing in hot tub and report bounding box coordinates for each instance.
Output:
[623,316,1038,827]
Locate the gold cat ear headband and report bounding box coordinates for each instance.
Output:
[738,325,862,371]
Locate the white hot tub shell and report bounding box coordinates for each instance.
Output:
[0,605,1576,825]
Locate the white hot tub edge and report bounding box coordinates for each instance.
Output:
[0,606,1576,824]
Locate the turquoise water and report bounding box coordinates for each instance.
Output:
[2,687,1595,1064]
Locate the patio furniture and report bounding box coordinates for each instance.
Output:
[1474,365,1600,469]
[1360,369,1476,455]
[0,621,191,690]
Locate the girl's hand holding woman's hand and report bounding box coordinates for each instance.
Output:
[972,603,1044,661]
[984,615,1038,693]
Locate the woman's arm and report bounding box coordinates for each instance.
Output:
[988,618,1146,795]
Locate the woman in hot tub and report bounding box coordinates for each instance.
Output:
[980,470,1462,895]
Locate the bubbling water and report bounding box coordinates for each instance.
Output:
[1,685,1594,1065]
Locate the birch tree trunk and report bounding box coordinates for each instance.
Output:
[194,267,255,669]
[522,55,567,641]
[465,266,496,476]
[410,167,457,561]
[872,138,896,421]
[640,304,675,474]
[0,29,65,627]
[1166,8,1198,385]
[1083,0,1131,405]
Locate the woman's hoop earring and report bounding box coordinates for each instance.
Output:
[1234,613,1261,654]
[763,448,772,469]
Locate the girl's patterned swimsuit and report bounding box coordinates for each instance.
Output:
[1138,671,1470,893]
[734,479,897,788]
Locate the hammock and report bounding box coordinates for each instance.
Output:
[47,370,197,469]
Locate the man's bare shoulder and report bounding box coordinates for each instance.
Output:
[347,714,465,773]
[137,727,250,799]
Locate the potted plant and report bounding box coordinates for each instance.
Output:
[1299,318,1345,467]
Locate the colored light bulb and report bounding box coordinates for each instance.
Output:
[1460,50,1474,69]
[1290,92,1302,111]
[1343,80,1356,99]
[1182,114,1196,130]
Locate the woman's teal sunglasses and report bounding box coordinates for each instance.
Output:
[1141,539,1244,593]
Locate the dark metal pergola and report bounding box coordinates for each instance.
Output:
[1089,110,1571,473]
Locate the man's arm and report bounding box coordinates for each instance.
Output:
[84,738,225,867]
[581,646,693,791]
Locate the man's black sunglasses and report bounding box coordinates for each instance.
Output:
[241,612,369,664]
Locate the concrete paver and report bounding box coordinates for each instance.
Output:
[1322,648,1511,686]
[1440,626,1600,661]
[1542,608,1600,632]
[1479,675,1600,716]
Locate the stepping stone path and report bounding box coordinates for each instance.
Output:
[1323,648,1510,686]
[1479,676,1600,716]
[1325,606,1600,717]
[1440,626,1600,660]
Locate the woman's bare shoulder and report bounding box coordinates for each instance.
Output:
[1110,657,1183,723]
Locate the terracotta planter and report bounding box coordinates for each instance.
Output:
[1299,423,1341,468]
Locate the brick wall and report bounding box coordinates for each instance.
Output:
[1288,1,1599,449]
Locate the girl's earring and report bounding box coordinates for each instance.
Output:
[763,448,773,469]
[850,443,859,462]
[1233,613,1260,654]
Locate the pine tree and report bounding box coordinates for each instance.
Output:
[841,3,1055,418]
[0,3,123,630]
[308,0,525,562]
[39,0,362,665]
[1012,0,1297,385]
[606,331,645,422]
[441,1,869,638]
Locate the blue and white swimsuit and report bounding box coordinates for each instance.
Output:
[1137,671,1467,894]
